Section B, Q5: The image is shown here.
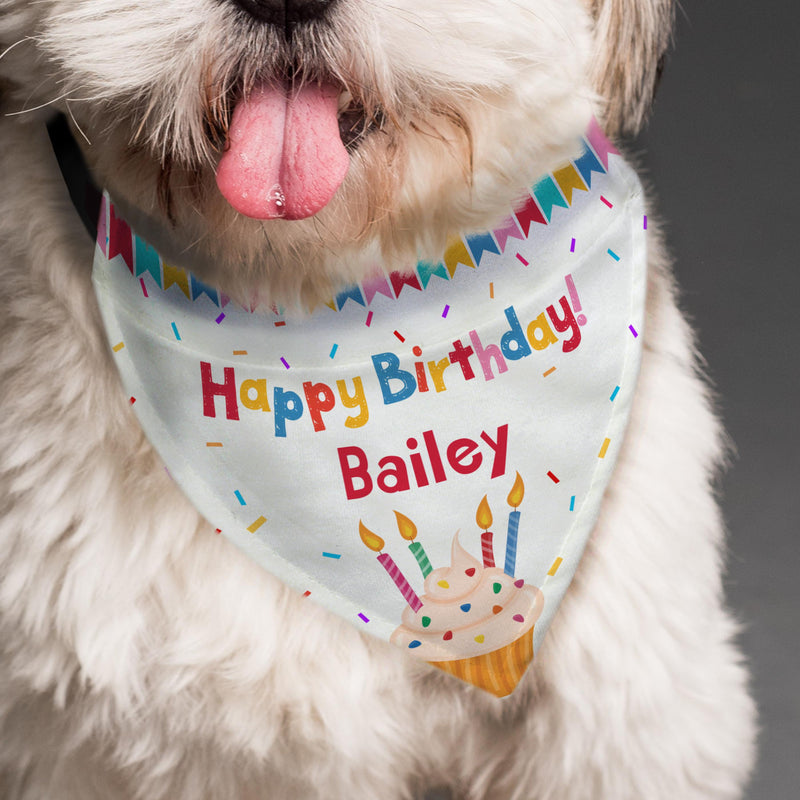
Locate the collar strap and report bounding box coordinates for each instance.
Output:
[47,113,101,241]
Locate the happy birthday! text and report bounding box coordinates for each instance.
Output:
[199,296,584,438]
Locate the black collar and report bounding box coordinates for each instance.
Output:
[47,113,102,241]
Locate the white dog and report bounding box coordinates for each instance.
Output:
[0,1,757,798]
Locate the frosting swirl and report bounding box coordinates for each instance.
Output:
[390,532,543,661]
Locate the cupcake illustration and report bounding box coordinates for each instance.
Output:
[390,531,543,697]
[360,474,544,697]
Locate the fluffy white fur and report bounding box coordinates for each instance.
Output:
[0,1,757,798]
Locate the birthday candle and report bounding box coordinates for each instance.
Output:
[504,472,525,577]
[475,495,495,568]
[481,533,495,568]
[394,510,433,578]
[504,512,520,577]
[360,521,423,612]
[378,553,423,612]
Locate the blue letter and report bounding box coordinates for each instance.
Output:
[500,306,532,360]
[371,352,417,404]
[273,387,304,437]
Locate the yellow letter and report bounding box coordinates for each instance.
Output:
[526,312,559,351]
[240,379,271,412]
[337,376,369,428]
[427,357,451,392]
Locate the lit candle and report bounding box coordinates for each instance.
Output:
[394,510,432,578]
[360,520,423,612]
[504,472,525,577]
[476,495,495,568]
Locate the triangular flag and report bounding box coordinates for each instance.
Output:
[533,176,569,222]
[389,270,423,299]
[416,260,450,289]
[586,117,620,169]
[492,215,524,253]
[362,271,394,305]
[190,273,220,306]
[162,263,191,299]
[335,284,366,310]
[553,164,588,205]
[107,203,133,273]
[513,195,547,237]
[573,143,606,188]
[465,232,500,266]
[134,236,162,287]
[443,236,475,277]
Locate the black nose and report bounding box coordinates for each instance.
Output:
[227,0,336,28]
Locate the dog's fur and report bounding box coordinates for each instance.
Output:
[0,1,757,798]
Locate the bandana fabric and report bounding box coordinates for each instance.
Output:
[92,124,646,697]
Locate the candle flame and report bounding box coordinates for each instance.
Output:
[359,520,384,552]
[507,472,525,508]
[394,510,417,541]
[476,495,493,530]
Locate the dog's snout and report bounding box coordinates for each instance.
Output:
[226,0,337,29]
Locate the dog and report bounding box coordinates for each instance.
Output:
[0,1,757,798]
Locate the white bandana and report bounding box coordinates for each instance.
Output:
[93,123,646,697]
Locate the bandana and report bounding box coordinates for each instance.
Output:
[92,122,646,697]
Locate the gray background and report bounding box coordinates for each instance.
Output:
[637,2,799,797]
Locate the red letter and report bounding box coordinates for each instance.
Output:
[547,296,582,352]
[448,339,476,380]
[422,430,447,483]
[338,446,372,500]
[376,456,411,494]
[480,424,509,479]
[447,438,483,474]
[303,381,336,432]
[200,361,239,420]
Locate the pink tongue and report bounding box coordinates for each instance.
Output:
[216,82,349,220]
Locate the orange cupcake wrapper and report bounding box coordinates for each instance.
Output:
[427,626,534,697]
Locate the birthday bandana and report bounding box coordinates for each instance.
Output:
[92,124,646,697]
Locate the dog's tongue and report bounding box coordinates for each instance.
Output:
[216,82,349,220]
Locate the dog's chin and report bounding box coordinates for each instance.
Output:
[93,126,406,312]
